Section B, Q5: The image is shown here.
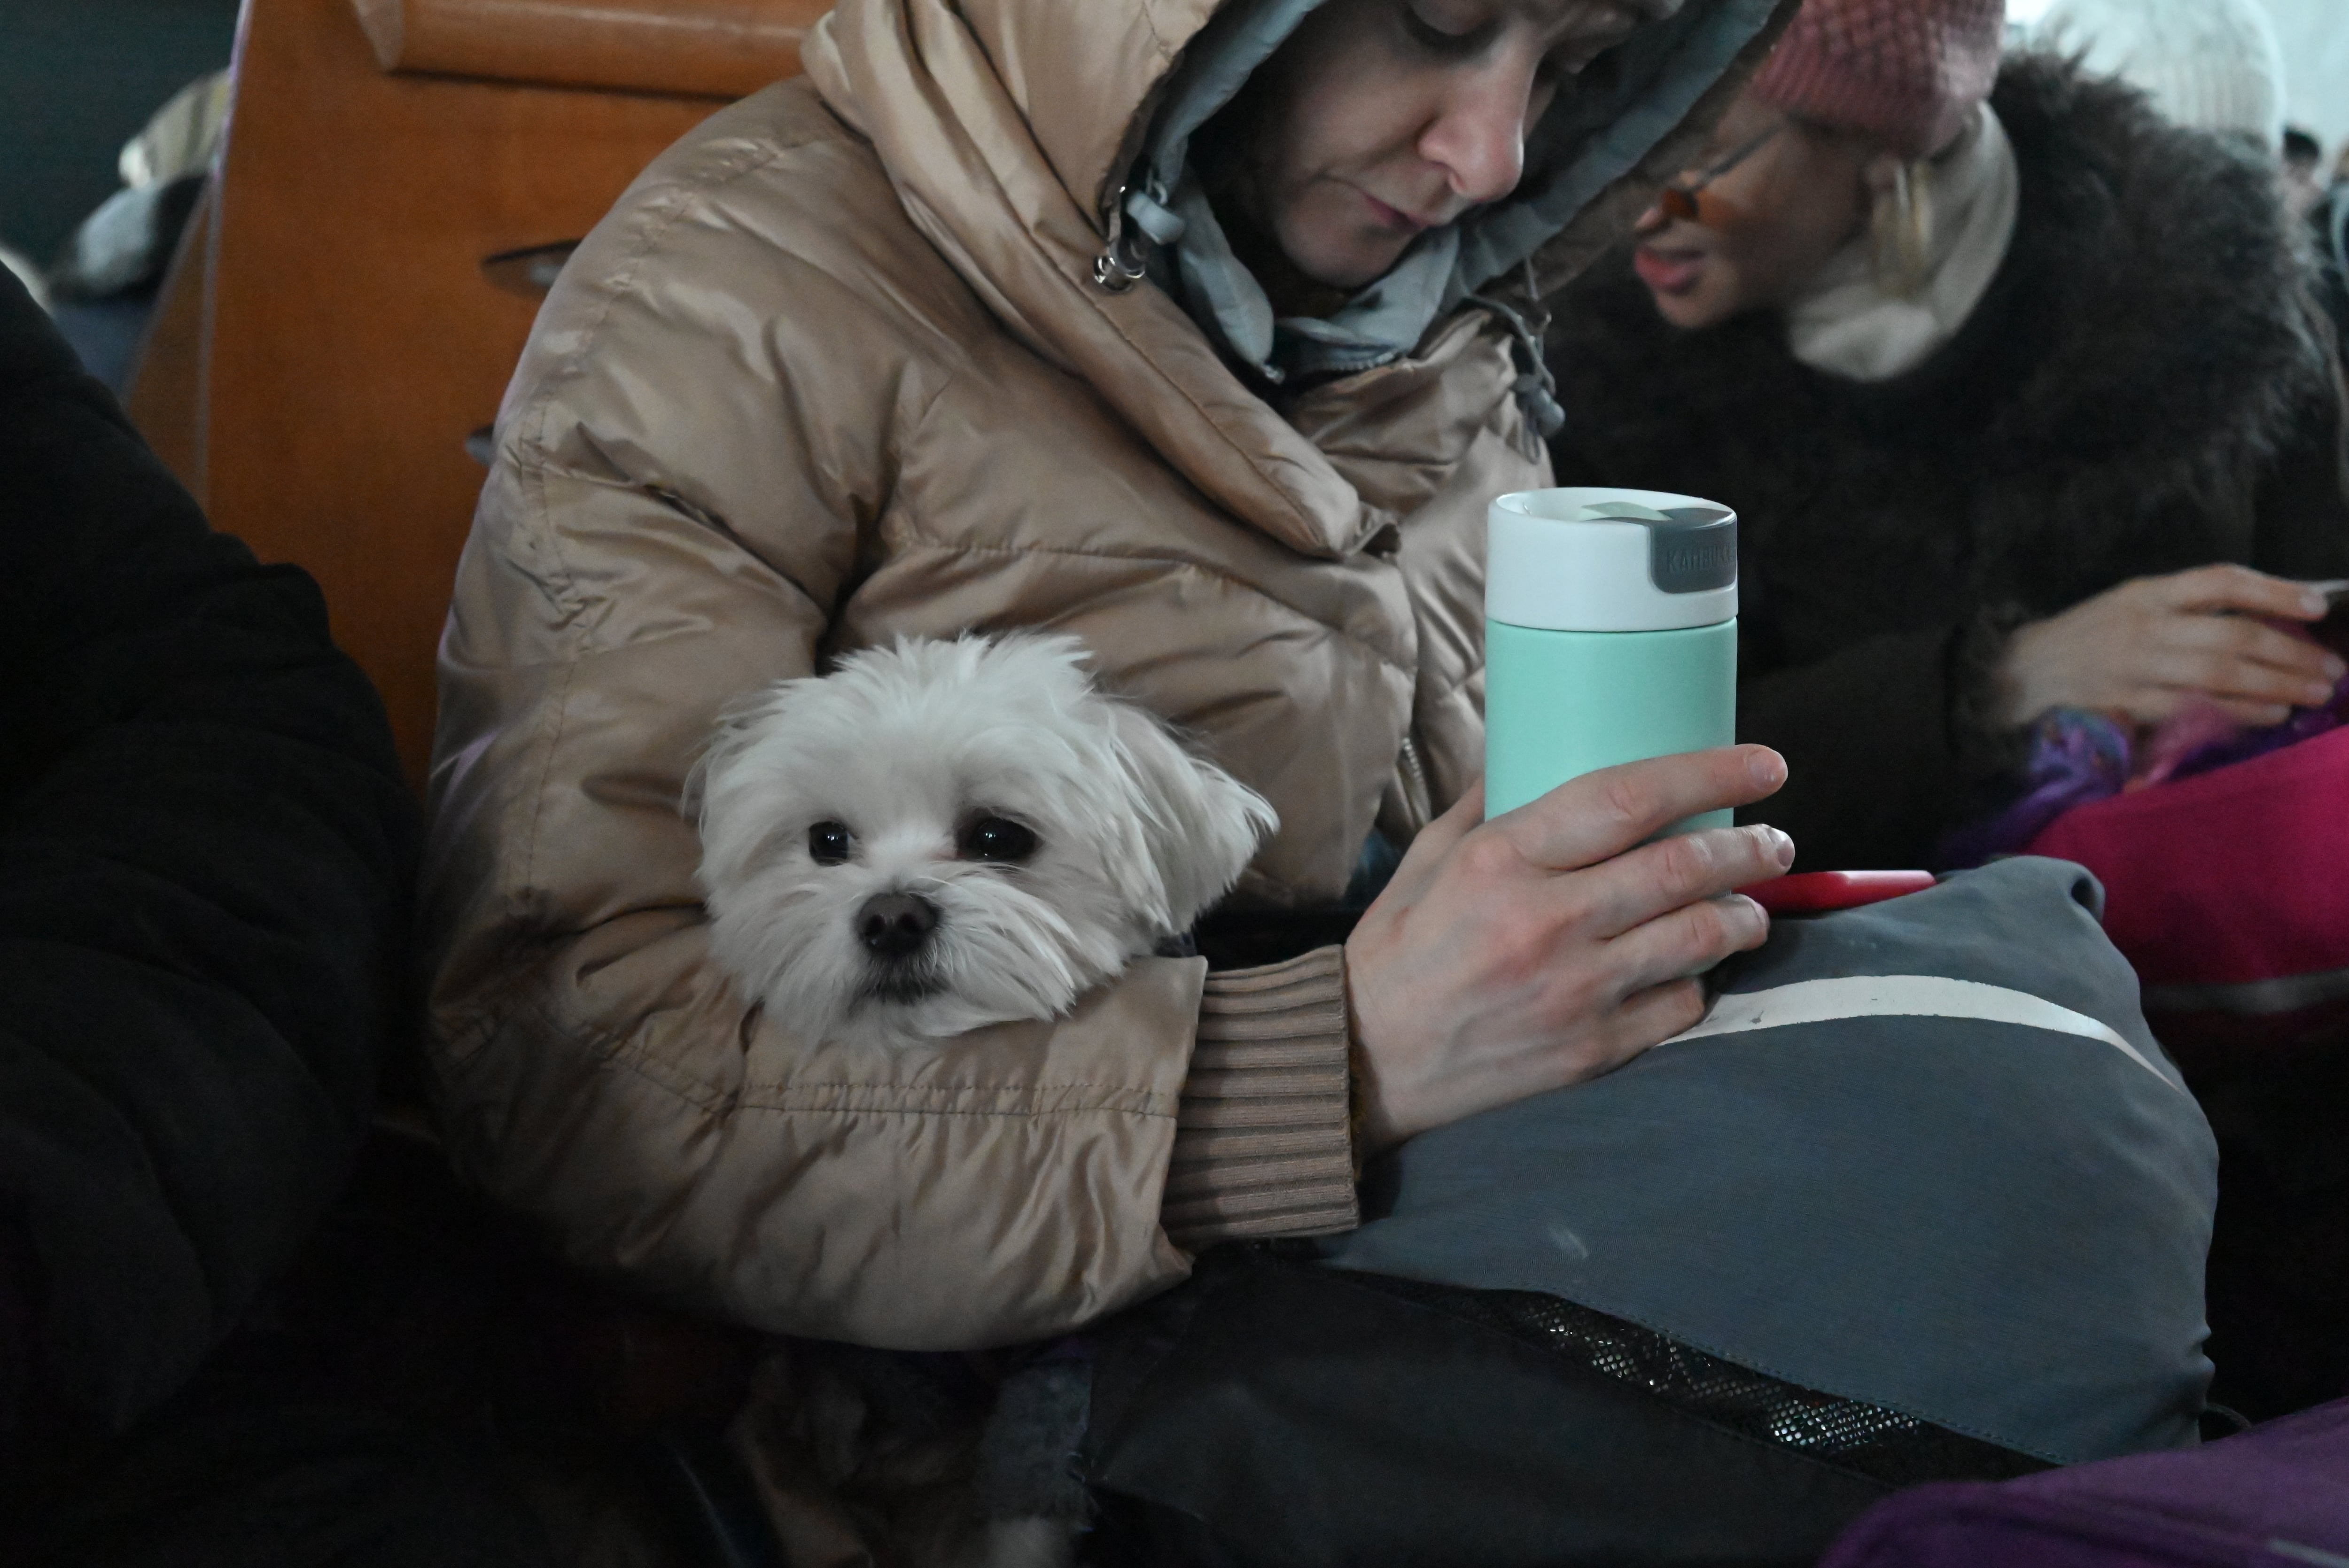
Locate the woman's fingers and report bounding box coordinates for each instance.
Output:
[2150,614,2343,707]
[2105,682,2286,730]
[2156,655,2335,712]
[2202,697,2295,728]
[1346,760,1789,1151]
[1598,888,1773,998]
[1488,745,1787,872]
[2156,563,2332,622]
[1571,823,1793,939]
[1594,976,1716,1067]
[2177,609,2339,676]
[1999,570,2345,730]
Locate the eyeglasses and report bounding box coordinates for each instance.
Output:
[1656,124,1784,223]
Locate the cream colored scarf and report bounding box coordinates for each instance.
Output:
[1786,104,2022,382]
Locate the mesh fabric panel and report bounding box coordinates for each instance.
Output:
[1352,1272,2053,1487]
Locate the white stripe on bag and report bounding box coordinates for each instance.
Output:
[1671,975,2182,1092]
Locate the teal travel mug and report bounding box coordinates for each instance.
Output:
[1484,488,1738,826]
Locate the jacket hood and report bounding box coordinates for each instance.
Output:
[1130,0,1789,384]
[804,0,1790,559]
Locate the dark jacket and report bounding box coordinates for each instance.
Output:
[0,270,419,1475]
[1546,55,2349,869]
[2311,182,2349,346]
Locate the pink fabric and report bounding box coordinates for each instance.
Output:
[1749,0,2006,157]
[2025,725,2349,989]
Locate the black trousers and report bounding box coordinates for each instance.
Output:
[23,1399,552,1568]
[9,1123,764,1568]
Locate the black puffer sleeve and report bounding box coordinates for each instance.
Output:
[0,271,419,1467]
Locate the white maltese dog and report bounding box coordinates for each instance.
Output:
[694,634,1276,1048]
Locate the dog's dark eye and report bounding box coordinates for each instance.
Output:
[959,815,1038,864]
[807,821,854,864]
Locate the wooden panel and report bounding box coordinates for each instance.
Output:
[124,180,217,498]
[193,0,725,785]
[350,0,821,98]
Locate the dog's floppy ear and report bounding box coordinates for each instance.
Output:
[685,676,815,894]
[1107,704,1278,933]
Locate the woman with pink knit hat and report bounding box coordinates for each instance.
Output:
[1546,0,2349,873]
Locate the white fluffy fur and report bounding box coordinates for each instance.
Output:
[694,635,1276,1048]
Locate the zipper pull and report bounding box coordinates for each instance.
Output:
[1094,182,1148,292]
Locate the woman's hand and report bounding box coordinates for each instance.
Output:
[1995,566,2343,731]
[1343,746,1793,1154]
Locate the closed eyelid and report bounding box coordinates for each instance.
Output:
[1407,0,1644,77]
[1531,3,1646,64]
[1403,0,1499,49]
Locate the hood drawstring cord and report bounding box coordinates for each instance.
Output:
[1094,184,1185,293]
[1104,202,1565,454]
[1462,268,1565,451]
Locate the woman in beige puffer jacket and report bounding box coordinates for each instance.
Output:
[424,0,1796,1349]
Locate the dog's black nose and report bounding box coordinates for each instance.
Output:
[856,892,939,958]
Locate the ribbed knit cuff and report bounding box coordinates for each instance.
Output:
[1162,946,1361,1251]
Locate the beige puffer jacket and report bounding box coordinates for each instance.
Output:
[425,0,1786,1348]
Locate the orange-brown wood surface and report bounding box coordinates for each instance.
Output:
[124,182,216,491]
[351,0,821,97]
[144,0,744,785]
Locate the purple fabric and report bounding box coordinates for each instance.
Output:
[1819,1399,2349,1568]
[1941,709,2132,868]
[2149,683,2349,786]
[1945,662,2349,869]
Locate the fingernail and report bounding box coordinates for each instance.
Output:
[1768,827,1795,867]
[1746,749,1785,788]
[2310,684,2338,706]
[2325,656,2346,680]
[2304,591,2330,617]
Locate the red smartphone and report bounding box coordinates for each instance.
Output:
[1738,869,1936,914]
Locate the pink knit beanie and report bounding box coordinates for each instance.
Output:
[1748,0,2007,159]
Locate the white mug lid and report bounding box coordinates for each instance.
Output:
[1486,487,1738,632]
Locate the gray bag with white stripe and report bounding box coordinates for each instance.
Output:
[1321,855,2218,1466]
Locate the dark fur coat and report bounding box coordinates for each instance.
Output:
[1546,55,2349,869]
